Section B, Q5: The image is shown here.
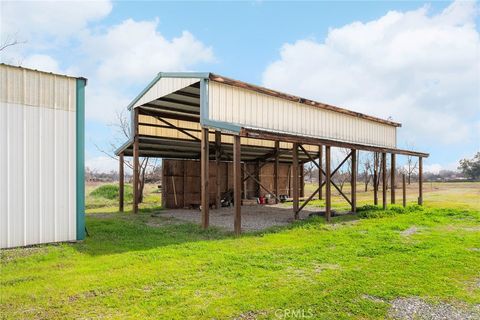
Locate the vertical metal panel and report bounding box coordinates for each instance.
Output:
[208,81,397,148]
[0,65,77,248]
[0,97,7,248]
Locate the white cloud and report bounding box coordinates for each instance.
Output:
[1,0,112,40]
[86,156,119,173]
[262,1,480,146]
[83,18,214,84]
[82,18,214,122]
[21,54,61,73]
[423,163,443,174]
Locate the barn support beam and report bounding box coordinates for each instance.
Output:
[255,160,260,197]
[215,131,221,209]
[418,156,423,205]
[119,153,124,212]
[292,143,299,219]
[296,149,352,215]
[373,152,379,206]
[274,141,280,204]
[391,153,396,204]
[132,108,140,214]
[242,169,281,203]
[318,145,323,200]
[300,163,305,198]
[402,173,407,207]
[351,149,357,213]
[243,163,247,200]
[382,152,387,210]
[233,135,242,235]
[325,145,332,221]
[201,127,209,229]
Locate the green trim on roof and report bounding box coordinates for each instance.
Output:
[76,79,86,241]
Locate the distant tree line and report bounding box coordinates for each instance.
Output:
[458,152,480,180]
[85,165,162,184]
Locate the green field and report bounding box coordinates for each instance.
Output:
[1,182,479,319]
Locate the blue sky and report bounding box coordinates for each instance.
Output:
[1,0,479,173]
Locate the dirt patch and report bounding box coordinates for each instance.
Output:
[159,204,321,232]
[389,297,480,320]
[0,246,51,264]
[401,227,420,237]
[233,310,268,320]
[146,215,185,228]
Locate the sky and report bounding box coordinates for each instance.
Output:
[1,0,479,174]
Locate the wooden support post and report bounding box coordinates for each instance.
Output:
[373,152,378,206]
[325,146,332,221]
[402,173,407,207]
[132,108,139,214]
[201,127,209,229]
[233,135,242,235]
[243,163,247,200]
[255,160,260,197]
[351,149,357,213]
[183,161,186,208]
[382,152,387,210]
[292,143,299,219]
[318,145,323,200]
[274,141,279,204]
[215,131,221,209]
[119,153,124,212]
[391,153,396,204]
[300,163,305,198]
[418,157,423,205]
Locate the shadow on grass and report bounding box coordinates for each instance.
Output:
[74,205,363,256]
[74,207,233,256]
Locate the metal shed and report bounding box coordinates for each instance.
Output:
[0,64,86,248]
[116,72,428,234]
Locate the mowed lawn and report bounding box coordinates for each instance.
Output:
[1,183,479,319]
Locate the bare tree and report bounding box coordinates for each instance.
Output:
[303,163,315,183]
[334,148,352,192]
[0,38,24,52]
[96,111,160,204]
[362,153,373,191]
[406,155,418,185]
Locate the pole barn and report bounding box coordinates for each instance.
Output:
[0,64,86,248]
[116,72,428,234]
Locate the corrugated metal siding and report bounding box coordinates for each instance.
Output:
[133,77,200,109]
[139,115,317,151]
[208,81,397,148]
[0,65,77,248]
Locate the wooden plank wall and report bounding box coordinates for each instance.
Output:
[162,159,303,208]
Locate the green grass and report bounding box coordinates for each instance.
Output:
[90,184,134,201]
[86,183,162,213]
[1,182,479,318]
[1,203,479,319]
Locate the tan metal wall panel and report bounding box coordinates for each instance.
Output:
[139,115,318,151]
[133,77,200,109]
[208,81,397,148]
[0,64,76,111]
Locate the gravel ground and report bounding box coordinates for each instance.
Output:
[159,204,323,231]
[389,297,480,320]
